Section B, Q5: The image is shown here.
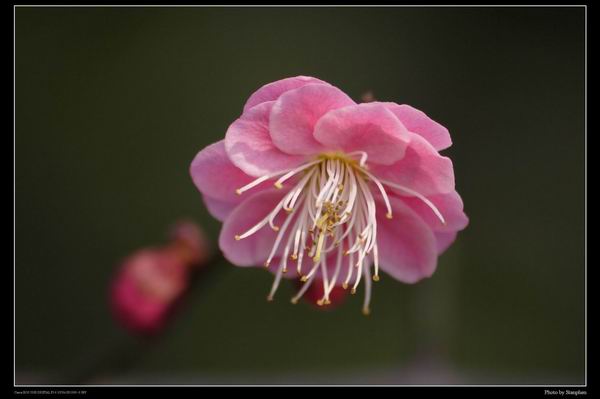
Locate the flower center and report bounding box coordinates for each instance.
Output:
[234,151,445,314]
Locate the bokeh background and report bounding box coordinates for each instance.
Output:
[15,7,585,385]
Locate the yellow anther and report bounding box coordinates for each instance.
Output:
[386,212,393,219]
[342,283,348,290]
[274,182,283,189]
[324,299,331,305]
[300,275,308,282]
[234,235,241,241]
[362,307,371,316]
[316,299,324,306]
[266,295,274,302]
[290,298,298,305]
[235,189,242,195]
[271,225,280,231]
[372,275,380,282]
[264,261,270,268]
[350,287,356,295]
[290,254,298,261]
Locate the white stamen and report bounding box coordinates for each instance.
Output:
[343,242,355,289]
[236,169,289,195]
[284,168,316,211]
[319,254,330,304]
[346,150,369,167]
[325,242,344,296]
[362,263,372,315]
[296,227,308,276]
[291,273,316,304]
[352,255,364,293]
[362,169,394,219]
[373,244,380,281]
[273,159,321,189]
[264,198,302,267]
[303,257,322,282]
[267,261,285,302]
[378,178,446,225]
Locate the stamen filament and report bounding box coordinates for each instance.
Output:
[378,178,446,225]
[273,159,321,189]
[291,273,316,304]
[362,169,394,219]
[362,263,372,315]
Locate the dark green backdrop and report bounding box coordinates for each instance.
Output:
[16,7,585,384]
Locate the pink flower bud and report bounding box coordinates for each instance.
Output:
[110,221,210,335]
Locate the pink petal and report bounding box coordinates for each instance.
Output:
[225,101,306,177]
[435,231,458,254]
[219,189,289,267]
[313,103,410,165]
[382,102,452,151]
[400,191,469,233]
[243,76,328,112]
[202,195,237,222]
[269,83,356,155]
[371,132,455,196]
[190,140,270,203]
[375,195,438,283]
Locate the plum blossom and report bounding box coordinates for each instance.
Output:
[190,76,468,314]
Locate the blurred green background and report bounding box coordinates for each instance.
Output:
[15,7,585,384]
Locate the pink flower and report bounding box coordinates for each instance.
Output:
[190,76,468,314]
[110,221,210,335]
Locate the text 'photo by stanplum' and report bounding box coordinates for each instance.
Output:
[190,76,469,315]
